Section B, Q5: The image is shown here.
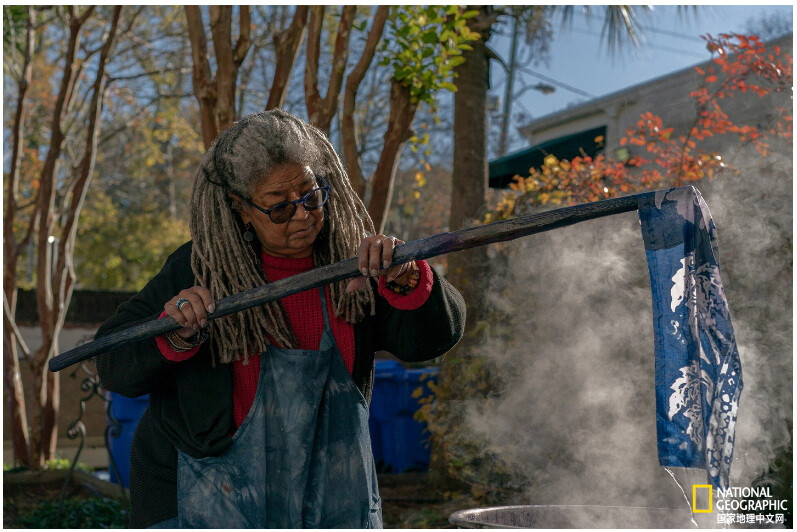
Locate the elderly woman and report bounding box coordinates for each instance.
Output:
[95,110,465,529]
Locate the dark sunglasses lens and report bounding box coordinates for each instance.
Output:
[270,203,295,223]
[304,189,327,210]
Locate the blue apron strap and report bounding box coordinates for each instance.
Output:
[318,286,332,330]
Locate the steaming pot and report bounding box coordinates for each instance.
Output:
[449,504,704,528]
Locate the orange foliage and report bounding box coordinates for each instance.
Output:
[483,33,792,223]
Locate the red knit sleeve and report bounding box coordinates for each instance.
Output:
[377,259,434,310]
[154,311,201,362]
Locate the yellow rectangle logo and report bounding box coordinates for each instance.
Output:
[692,485,713,513]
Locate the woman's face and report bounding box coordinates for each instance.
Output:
[239,162,325,258]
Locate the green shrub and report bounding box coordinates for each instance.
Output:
[3,458,94,473]
[42,457,94,473]
[19,496,128,529]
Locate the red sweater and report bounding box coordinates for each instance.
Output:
[156,254,434,429]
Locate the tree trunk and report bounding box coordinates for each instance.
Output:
[27,8,87,467]
[29,5,121,467]
[209,6,237,130]
[303,6,324,125]
[166,142,177,218]
[185,6,218,150]
[209,6,251,132]
[41,351,59,461]
[432,4,495,489]
[3,289,29,465]
[186,6,251,149]
[303,5,356,135]
[366,80,417,233]
[3,6,36,466]
[266,6,308,110]
[29,351,48,467]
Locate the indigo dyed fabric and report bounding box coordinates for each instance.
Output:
[638,186,742,489]
[176,288,382,528]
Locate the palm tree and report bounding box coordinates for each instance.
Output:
[435,5,664,488]
[447,3,654,333]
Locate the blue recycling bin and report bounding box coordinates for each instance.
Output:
[368,360,438,472]
[105,360,438,483]
[368,360,403,470]
[107,392,149,487]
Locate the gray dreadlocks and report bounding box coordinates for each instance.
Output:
[189,109,376,366]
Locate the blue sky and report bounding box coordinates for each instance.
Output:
[489,5,794,153]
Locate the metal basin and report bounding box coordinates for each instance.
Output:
[449,504,700,528]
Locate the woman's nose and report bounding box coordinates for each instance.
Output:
[291,200,309,220]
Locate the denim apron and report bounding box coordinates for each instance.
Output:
[175,288,382,528]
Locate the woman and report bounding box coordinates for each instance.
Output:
[95,109,465,529]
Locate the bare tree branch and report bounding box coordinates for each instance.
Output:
[119,5,145,37]
[234,5,251,67]
[185,5,217,149]
[75,5,95,26]
[320,5,356,129]
[304,5,356,133]
[3,6,36,465]
[266,6,308,110]
[303,5,324,125]
[27,2,94,467]
[367,79,418,232]
[3,292,31,359]
[108,65,191,82]
[342,5,389,198]
[4,5,36,258]
[210,6,251,130]
[98,95,163,146]
[209,6,235,129]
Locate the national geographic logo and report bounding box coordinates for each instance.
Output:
[692,484,789,525]
[692,485,712,513]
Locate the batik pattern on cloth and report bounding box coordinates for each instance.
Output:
[638,185,742,489]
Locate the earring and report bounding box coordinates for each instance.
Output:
[243,223,255,242]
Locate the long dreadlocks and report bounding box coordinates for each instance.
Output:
[189,109,376,366]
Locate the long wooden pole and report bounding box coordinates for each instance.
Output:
[49,189,659,372]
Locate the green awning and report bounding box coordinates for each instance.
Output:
[489,126,607,188]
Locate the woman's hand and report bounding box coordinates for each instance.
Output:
[164,287,215,339]
[346,235,415,293]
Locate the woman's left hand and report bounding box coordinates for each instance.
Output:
[346,234,414,293]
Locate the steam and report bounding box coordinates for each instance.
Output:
[460,140,791,514]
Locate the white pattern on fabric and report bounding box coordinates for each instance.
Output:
[639,186,742,489]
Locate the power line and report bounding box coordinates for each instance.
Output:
[567,26,707,58]
[516,66,596,99]
[638,24,704,43]
[572,9,704,42]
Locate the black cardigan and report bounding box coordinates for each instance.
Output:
[95,241,465,528]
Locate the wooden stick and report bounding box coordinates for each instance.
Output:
[49,189,658,372]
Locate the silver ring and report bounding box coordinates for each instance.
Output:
[175,298,190,311]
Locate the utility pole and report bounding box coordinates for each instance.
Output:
[497,15,520,157]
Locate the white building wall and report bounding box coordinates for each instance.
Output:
[519,35,792,162]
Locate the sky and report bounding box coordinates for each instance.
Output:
[489,4,795,153]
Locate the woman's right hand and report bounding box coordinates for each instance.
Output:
[164,287,215,339]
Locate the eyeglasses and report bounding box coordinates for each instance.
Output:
[239,176,330,224]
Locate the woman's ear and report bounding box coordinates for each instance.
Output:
[229,194,251,225]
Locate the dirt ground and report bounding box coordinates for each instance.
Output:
[379,472,476,528]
